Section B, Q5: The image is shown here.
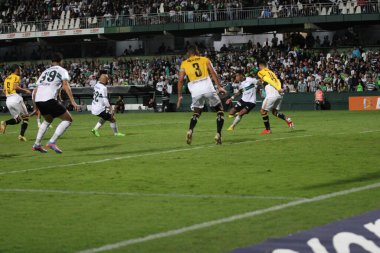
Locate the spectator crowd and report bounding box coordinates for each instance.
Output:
[1,40,380,95]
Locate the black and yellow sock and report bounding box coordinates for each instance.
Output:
[216,111,224,135]
[20,120,29,136]
[189,113,199,131]
[5,118,18,125]
[262,115,270,130]
[276,112,286,121]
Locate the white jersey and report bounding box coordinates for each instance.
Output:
[35,65,70,102]
[91,82,110,115]
[265,83,281,98]
[239,77,259,103]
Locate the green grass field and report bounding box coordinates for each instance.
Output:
[0,110,379,253]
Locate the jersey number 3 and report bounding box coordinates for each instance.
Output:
[192,63,202,77]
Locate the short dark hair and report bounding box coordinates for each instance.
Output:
[51,52,63,63]
[10,64,20,73]
[257,59,267,66]
[187,45,199,55]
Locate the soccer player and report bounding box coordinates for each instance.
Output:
[225,70,260,131]
[177,45,226,145]
[0,64,31,141]
[32,52,79,153]
[257,60,294,134]
[91,71,125,137]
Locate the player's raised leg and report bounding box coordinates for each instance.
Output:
[186,108,201,144]
[272,109,294,129]
[46,111,73,153]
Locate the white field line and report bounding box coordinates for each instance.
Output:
[359,129,380,134]
[0,188,305,201]
[77,181,380,253]
[0,134,312,176]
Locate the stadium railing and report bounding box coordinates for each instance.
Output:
[1,1,379,35]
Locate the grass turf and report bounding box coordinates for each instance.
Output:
[0,110,379,253]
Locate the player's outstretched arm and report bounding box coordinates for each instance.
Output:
[226,90,241,105]
[14,82,31,94]
[177,70,185,109]
[207,61,226,94]
[62,80,79,111]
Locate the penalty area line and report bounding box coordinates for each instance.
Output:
[76,181,380,253]
[0,134,312,176]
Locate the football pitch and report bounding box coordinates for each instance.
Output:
[0,110,379,253]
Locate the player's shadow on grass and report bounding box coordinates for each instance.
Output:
[0,153,21,159]
[73,144,122,152]
[302,171,380,190]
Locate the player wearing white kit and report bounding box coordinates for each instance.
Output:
[91,71,125,137]
[226,70,260,131]
[32,53,79,153]
[257,60,294,134]
[0,64,31,141]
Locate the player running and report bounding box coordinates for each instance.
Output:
[0,64,31,141]
[257,60,294,134]
[91,71,125,137]
[177,45,226,145]
[225,70,260,131]
[32,52,79,153]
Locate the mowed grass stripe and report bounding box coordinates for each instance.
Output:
[0,188,305,200]
[0,134,313,176]
[77,181,380,253]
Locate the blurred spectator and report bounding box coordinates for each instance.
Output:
[314,87,325,110]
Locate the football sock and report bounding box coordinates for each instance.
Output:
[5,118,18,125]
[20,120,28,136]
[216,111,224,135]
[37,118,41,127]
[49,120,71,143]
[232,115,241,127]
[189,114,199,131]
[35,121,50,145]
[110,122,118,134]
[94,118,106,130]
[275,112,286,121]
[262,115,270,130]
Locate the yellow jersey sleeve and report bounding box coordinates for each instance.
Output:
[258,68,282,91]
[4,74,20,96]
[180,56,210,82]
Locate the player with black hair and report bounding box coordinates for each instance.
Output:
[257,59,294,134]
[226,70,261,131]
[0,64,31,141]
[32,52,79,153]
[177,45,226,144]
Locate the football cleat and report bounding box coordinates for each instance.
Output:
[49,124,53,129]
[286,118,294,129]
[228,114,235,118]
[114,132,125,136]
[0,121,6,134]
[186,130,193,145]
[215,133,222,145]
[91,128,100,137]
[18,135,27,142]
[46,142,62,154]
[261,129,272,134]
[227,125,235,131]
[32,144,48,153]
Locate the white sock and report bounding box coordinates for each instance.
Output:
[110,122,118,134]
[35,121,50,145]
[49,121,71,143]
[37,118,41,127]
[94,118,106,130]
[232,115,241,127]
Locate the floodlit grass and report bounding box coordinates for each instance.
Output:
[0,110,379,253]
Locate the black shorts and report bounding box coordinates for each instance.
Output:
[97,110,112,121]
[36,99,67,118]
[234,99,256,113]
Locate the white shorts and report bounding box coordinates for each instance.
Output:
[191,92,221,109]
[6,100,28,119]
[262,96,283,111]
